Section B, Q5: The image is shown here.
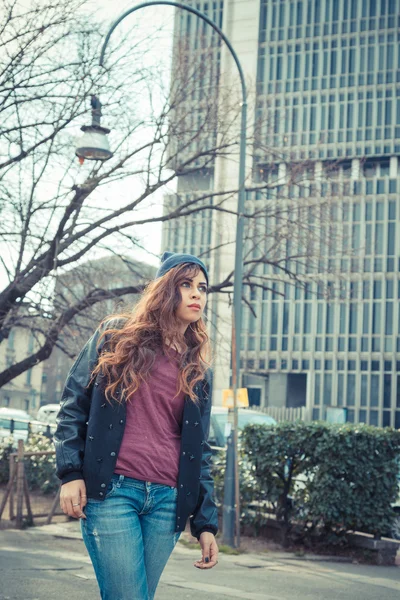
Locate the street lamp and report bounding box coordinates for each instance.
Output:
[76,1,247,548]
[75,95,112,161]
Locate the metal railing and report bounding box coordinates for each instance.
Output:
[0,418,55,440]
[251,406,312,423]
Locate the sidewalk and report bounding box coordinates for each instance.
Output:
[4,523,400,600]
[25,519,398,566]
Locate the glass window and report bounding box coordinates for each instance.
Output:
[349,303,358,333]
[384,374,392,408]
[375,223,384,254]
[314,374,321,405]
[326,304,334,334]
[303,303,312,334]
[370,374,380,407]
[271,303,278,334]
[372,303,381,333]
[361,374,368,406]
[385,302,393,334]
[347,374,356,406]
[324,374,332,405]
[387,280,394,298]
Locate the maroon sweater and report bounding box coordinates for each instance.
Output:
[115,350,185,487]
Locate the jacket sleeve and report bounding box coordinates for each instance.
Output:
[190,369,219,540]
[53,326,104,485]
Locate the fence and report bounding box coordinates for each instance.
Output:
[0,417,55,441]
[254,406,312,423]
[0,439,62,528]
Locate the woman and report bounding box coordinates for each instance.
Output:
[54,251,219,600]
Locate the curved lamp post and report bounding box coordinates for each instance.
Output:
[76,1,247,548]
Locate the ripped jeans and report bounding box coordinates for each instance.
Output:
[81,474,181,600]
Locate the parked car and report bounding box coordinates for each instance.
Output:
[0,408,31,443]
[36,403,60,425]
[209,406,276,451]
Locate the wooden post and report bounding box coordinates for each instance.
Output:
[23,472,33,526]
[0,459,17,520]
[9,453,15,520]
[16,439,25,529]
[46,486,61,525]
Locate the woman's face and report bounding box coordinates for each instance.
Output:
[176,269,208,330]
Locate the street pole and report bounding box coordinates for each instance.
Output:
[98,1,247,548]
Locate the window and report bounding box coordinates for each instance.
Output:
[7,330,15,350]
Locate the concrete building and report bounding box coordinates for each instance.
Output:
[163,0,400,428]
[0,327,43,415]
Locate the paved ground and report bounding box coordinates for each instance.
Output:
[0,523,399,599]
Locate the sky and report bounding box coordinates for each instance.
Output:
[85,0,178,269]
[1,0,179,292]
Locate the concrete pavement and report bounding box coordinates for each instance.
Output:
[0,522,399,599]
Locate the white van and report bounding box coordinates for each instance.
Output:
[36,404,60,424]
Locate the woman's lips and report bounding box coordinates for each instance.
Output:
[188,305,201,311]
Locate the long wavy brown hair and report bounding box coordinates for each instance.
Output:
[90,263,211,404]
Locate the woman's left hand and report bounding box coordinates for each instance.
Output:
[194,532,219,569]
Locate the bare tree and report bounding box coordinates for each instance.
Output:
[0,0,248,386]
[0,0,355,389]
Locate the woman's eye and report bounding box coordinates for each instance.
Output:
[200,286,208,293]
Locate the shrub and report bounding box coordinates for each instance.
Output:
[241,421,400,542]
[305,424,400,539]
[0,434,59,494]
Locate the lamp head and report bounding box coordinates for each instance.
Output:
[75,124,112,161]
[75,95,113,161]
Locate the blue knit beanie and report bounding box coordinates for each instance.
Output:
[155,251,209,285]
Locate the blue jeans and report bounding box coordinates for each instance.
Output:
[81,474,181,600]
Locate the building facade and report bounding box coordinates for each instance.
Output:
[0,327,43,415]
[164,0,400,428]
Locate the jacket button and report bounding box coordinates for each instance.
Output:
[89,436,94,441]
[185,420,189,425]
[101,483,106,488]
[194,422,199,427]
[180,484,183,488]
[190,455,194,461]
[95,382,99,386]
[109,424,113,429]
[110,452,116,457]
[120,419,124,424]
[182,451,186,456]
[85,421,89,425]
[177,516,181,520]
[99,492,104,497]
[177,525,180,529]
[97,458,103,462]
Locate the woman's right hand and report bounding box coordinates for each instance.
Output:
[60,480,87,519]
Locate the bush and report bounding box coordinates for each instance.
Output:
[211,437,271,535]
[241,421,400,543]
[24,434,59,494]
[0,434,59,495]
[305,424,400,539]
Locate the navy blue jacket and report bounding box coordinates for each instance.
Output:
[53,326,218,539]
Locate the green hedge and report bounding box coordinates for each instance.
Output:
[242,422,400,541]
